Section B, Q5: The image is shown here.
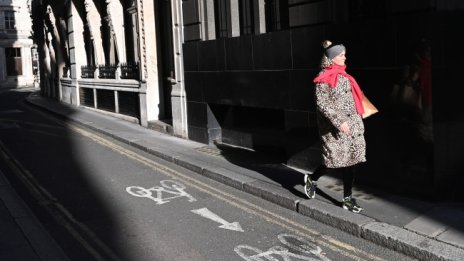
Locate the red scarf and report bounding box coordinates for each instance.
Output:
[313,64,364,115]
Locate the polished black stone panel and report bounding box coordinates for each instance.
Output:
[288,70,316,111]
[393,13,433,66]
[203,71,290,109]
[338,21,396,67]
[183,42,199,71]
[198,39,226,71]
[224,35,254,71]
[292,27,325,70]
[188,126,209,144]
[184,24,202,42]
[187,103,222,144]
[185,72,204,102]
[253,31,292,70]
[220,106,286,150]
[351,68,400,110]
[182,0,200,24]
[187,101,207,127]
[283,110,320,169]
[289,1,330,27]
[284,110,310,133]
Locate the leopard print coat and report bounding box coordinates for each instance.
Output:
[314,73,366,168]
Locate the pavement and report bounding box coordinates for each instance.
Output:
[1,89,464,261]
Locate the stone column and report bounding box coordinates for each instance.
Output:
[170,0,188,138]
[106,0,126,63]
[67,0,87,105]
[137,0,160,127]
[200,0,216,40]
[0,48,5,84]
[254,0,266,34]
[229,0,240,37]
[84,0,105,66]
[46,6,64,100]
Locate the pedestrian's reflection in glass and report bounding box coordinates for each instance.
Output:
[389,38,433,178]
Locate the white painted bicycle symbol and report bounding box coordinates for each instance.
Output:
[235,233,330,261]
[126,180,196,205]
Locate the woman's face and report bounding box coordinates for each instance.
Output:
[332,51,346,66]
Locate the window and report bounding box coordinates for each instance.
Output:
[239,0,255,35]
[214,0,230,38]
[5,48,22,76]
[265,0,288,32]
[4,11,16,30]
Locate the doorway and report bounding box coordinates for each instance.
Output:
[154,0,174,122]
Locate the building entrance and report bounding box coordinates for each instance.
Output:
[155,0,174,122]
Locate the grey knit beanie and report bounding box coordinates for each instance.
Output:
[325,44,346,60]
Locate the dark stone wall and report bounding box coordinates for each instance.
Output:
[182,4,464,200]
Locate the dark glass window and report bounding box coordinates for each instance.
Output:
[5,47,22,76]
[4,11,15,30]
[214,0,230,38]
[265,0,288,32]
[239,0,255,35]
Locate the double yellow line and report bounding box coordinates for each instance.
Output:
[69,121,387,261]
[5,101,388,261]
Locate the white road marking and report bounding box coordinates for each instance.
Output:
[191,207,244,232]
[235,233,330,261]
[22,103,389,261]
[126,180,196,205]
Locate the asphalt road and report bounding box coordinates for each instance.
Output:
[0,89,415,261]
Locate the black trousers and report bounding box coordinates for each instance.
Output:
[311,164,356,198]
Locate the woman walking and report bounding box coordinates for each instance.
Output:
[304,40,367,213]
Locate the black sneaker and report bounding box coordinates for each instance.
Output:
[342,196,363,213]
[304,174,316,199]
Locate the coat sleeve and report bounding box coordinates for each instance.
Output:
[315,82,347,130]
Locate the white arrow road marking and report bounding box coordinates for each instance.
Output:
[191,207,244,232]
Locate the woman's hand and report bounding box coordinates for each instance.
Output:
[339,121,351,134]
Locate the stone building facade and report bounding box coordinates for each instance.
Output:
[0,0,35,89]
[32,0,464,200]
[31,0,188,137]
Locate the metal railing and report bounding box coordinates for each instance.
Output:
[80,62,139,80]
[120,62,139,80]
[81,65,96,78]
[98,64,118,79]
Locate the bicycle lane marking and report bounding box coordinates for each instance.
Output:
[68,123,387,261]
[23,104,387,261]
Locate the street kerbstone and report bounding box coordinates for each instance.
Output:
[173,156,205,174]
[145,147,178,163]
[362,222,464,261]
[202,167,257,190]
[298,199,375,237]
[24,95,464,260]
[243,180,300,211]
